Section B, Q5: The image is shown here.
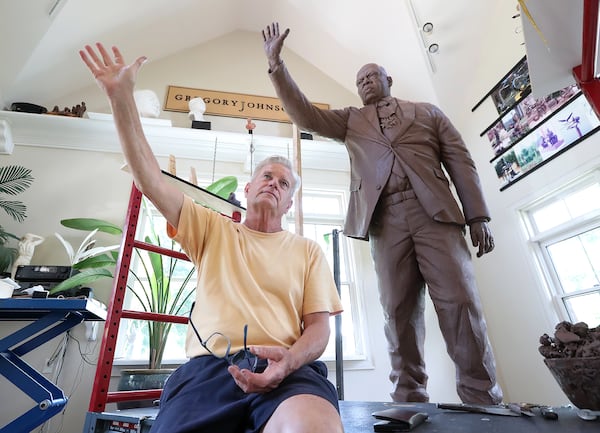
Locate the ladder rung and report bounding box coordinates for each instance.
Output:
[133,240,190,261]
[121,310,189,324]
[106,389,162,404]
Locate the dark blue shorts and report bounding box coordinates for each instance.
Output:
[149,356,339,433]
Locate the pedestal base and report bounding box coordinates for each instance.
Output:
[191,120,211,130]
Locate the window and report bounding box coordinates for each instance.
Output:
[114,201,195,365]
[520,171,600,326]
[287,189,367,362]
[115,189,368,366]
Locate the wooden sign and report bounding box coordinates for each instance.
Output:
[164,85,329,123]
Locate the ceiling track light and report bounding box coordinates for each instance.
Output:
[428,43,440,54]
[407,0,438,72]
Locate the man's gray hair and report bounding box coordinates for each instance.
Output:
[252,155,301,194]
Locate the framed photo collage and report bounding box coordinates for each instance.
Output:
[473,56,600,191]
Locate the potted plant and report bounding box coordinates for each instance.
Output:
[45,208,194,407]
[0,165,34,276]
[50,218,123,296]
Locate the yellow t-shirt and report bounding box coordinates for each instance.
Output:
[171,195,343,359]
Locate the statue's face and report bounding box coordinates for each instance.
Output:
[356,63,392,106]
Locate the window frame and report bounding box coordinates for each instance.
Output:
[113,202,196,366]
[519,170,600,324]
[287,188,369,365]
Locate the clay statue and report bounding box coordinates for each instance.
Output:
[263,22,502,405]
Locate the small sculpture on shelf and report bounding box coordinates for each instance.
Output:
[188,97,206,121]
[133,90,161,118]
[189,97,211,130]
[245,118,256,134]
[48,101,87,117]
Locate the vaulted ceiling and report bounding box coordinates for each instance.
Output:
[1,0,531,128]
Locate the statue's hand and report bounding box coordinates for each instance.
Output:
[262,22,289,70]
[469,221,494,257]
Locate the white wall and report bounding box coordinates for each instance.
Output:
[465,113,600,405]
[395,0,600,406]
[425,3,597,405]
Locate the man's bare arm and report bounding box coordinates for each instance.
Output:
[79,43,183,227]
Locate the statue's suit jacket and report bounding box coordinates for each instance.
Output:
[270,63,491,240]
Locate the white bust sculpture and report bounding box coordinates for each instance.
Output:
[188,97,206,121]
[133,89,161,118]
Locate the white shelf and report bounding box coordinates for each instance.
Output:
[0,110,349,172]
[87,111,173,127]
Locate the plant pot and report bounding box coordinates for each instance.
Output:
[117,368,175,409]
[544,356,600,410]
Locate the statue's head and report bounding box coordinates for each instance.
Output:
[188,97,206,121]
[133,90,161,118]
[355,63,393,106]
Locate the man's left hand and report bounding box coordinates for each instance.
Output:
[469,221,494,257]
[227,346,291,394]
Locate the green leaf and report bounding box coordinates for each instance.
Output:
[60,218,123,235]
[77,245,120,263]
[0,227,20,244]
[205,176,238,200]
[54,232,75,264]
[72,253,118,270]
[0,165,34,196]
[0,244,17,272]
[0,200,27,222]
[49,268,114,294]
[0,165,33,223]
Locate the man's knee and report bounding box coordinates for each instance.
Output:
[262,394,343,433]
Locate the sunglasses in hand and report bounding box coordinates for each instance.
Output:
[189,304,268,373]
[229,346,268,373]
